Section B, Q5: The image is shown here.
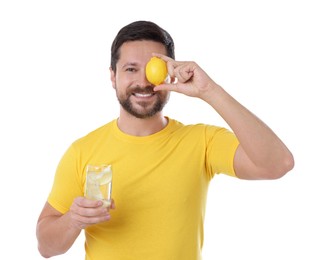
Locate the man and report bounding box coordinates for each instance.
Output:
[36,20,294,259]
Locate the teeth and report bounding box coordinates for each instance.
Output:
[134,93,153,97]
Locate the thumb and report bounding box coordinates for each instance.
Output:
[153,82,178,92]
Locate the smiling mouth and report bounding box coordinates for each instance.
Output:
[133,92,155,98]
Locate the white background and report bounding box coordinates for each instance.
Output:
[1,0,321,259]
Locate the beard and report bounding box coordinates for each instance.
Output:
[116,85,170,119]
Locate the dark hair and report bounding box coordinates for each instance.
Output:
[110,20,175,72]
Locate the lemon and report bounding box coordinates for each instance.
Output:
[99,165,112,185]
[145,57,168,85]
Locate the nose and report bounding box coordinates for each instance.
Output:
[137,69,153,88]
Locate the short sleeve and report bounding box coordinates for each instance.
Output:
[205,126,239,178]
[47,144,84,213]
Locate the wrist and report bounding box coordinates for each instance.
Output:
[200,81,222,104]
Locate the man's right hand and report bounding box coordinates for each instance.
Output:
[69,197,115,230]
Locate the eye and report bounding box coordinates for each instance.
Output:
[125,67,137,72]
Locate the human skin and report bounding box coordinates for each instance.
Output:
[37,39,294,258]
[153,52,294,180]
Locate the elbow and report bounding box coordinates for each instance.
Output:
[284,152,295,173]
[39,254,51,259]
[38,246,52,259]
[266,152,295,180]
[37,229,53,258]
[38,244,67,259]
[37,234,65,259]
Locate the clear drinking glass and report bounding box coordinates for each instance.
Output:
[85,164,113,208]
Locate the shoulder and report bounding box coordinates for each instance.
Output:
[168,118,226,133]
[167,118,233,142]
[71,119,116,148]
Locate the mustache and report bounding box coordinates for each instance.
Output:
[129,86,155,94]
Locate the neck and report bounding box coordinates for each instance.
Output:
[117,112,168,136]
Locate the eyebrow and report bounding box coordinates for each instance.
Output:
[121,62,139,69]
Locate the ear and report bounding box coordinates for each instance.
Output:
[110,67,116,89]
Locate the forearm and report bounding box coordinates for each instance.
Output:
[37,211,81,258]
[154,57,293,178]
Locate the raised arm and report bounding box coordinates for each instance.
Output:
[154,54,294,180]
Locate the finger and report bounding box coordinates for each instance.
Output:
[74,213,111,229]
[152,52,185,71]
[153,82,178,93]
[110,199,116,210]
[71,201,107,217]
[152,53,174,62]
[75,197,103,208]
[165,60,187,82]
[174,64,194,83]
[166,60,176,78]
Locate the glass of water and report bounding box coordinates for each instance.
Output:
[85,164,112,208]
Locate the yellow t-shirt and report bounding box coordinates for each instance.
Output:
[48,118,239,260]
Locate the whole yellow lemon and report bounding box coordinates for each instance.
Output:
[145,57,168,85]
